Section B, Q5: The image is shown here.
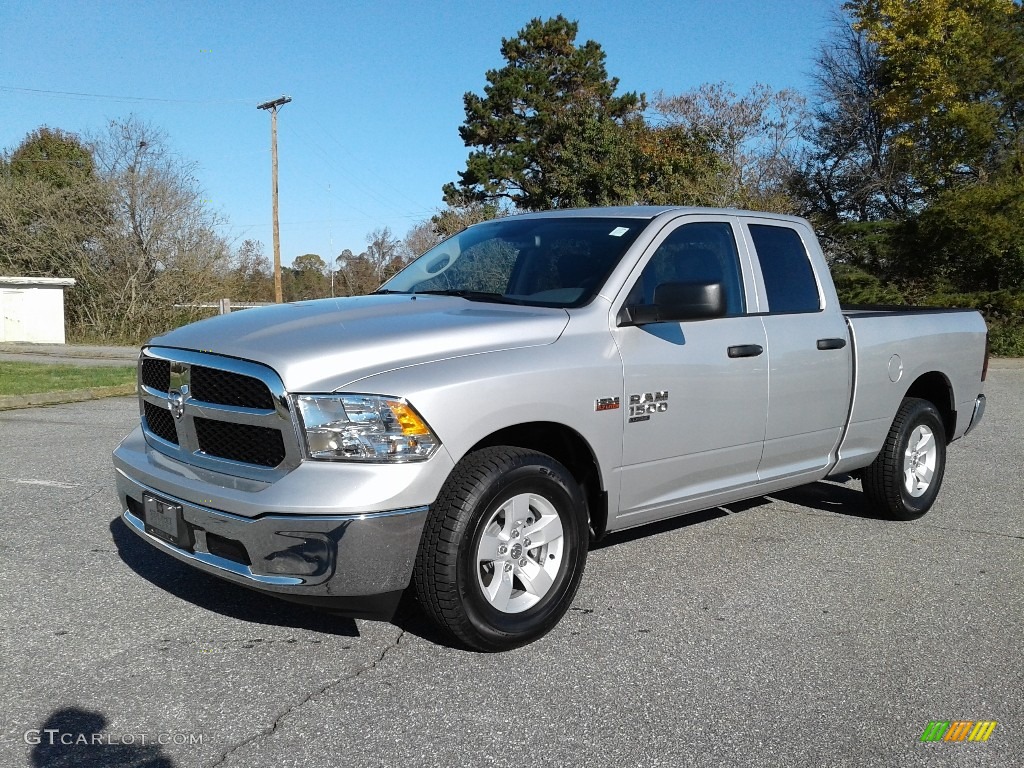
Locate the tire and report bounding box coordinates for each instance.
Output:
[862,397,947,520]
[413,446,589,651]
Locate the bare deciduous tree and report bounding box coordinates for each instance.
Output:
[228,239,273,302]
[334,249,379,297]
[71,116,233,340]
[653,83,808,212]
[402,220,442,261]
[363,226,404,283]
[792,17,917,222]
[431,197,501,240]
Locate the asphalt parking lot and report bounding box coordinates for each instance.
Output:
[1,364,1021,768]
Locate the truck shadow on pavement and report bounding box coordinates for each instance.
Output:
[106,479,887,649]
[108,516,476,649]
[590,505,736,550]
[108,517,359,637]
[769,478,893,520]
[389,591,463,647]
[591,479,889,552]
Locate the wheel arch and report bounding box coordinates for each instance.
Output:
[904,371,956,443]
[467,422,608,540]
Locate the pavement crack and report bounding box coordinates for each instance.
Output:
[207,628,406,767]
[75,487,110,507]
[354,628,407,678]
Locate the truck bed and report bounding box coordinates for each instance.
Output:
[831,305,988,475]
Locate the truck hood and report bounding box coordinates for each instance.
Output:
[150,294,570,392]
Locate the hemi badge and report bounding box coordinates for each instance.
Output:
[595,397,620,412]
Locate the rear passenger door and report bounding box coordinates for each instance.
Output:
[741,218,852,482]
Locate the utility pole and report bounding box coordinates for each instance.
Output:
[257,95,292,303]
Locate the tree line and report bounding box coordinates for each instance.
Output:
[2,1,1021,351]
[0,120,435,341]
[1,119,236,342]
[441,3,1023,353]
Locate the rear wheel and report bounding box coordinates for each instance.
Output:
[862,397,946,520]
[413,446,588,651]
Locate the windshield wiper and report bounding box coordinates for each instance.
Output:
[370,288,406,295]
[414,289,523,305]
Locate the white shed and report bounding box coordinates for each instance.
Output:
[0,276,77,344]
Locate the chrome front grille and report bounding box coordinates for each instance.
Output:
[137,347,301,480]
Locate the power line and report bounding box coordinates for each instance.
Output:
[290,122,438,223]
[290,123,409,215]
[231,212,436,228]
[307,115,429,211]
[0,85,256,105]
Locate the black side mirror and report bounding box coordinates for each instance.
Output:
[617,281,726,326]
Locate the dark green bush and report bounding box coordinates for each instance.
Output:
[831,268,1024,357]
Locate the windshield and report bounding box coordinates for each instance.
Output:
[380,217,646,307]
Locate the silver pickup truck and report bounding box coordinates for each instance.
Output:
[113,206,988,651]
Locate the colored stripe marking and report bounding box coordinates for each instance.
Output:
[968,721,997,742]
[944,721,973,741]
[921,721,949,742]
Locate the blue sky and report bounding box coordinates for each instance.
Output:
[1,0,841,265]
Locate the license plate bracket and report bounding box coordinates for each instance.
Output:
[142,493,192,548]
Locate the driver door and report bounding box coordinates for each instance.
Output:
[613,217,769,526]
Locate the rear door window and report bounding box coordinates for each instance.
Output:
[748,224,820,313]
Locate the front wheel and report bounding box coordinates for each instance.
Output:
[862,397,947,520]
[413,446,589,651]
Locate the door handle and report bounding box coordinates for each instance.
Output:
[817,337,847,350]
[727,344,764,358]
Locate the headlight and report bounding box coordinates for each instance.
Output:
[294,394,440,462]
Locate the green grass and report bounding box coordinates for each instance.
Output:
[0,362,136,397]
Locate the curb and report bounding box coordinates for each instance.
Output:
[0,349,137,361]
[0,344,138,362]
[0,384,137,411]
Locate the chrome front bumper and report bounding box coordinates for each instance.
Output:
[116,472,427,618]
[112,427,445,619]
